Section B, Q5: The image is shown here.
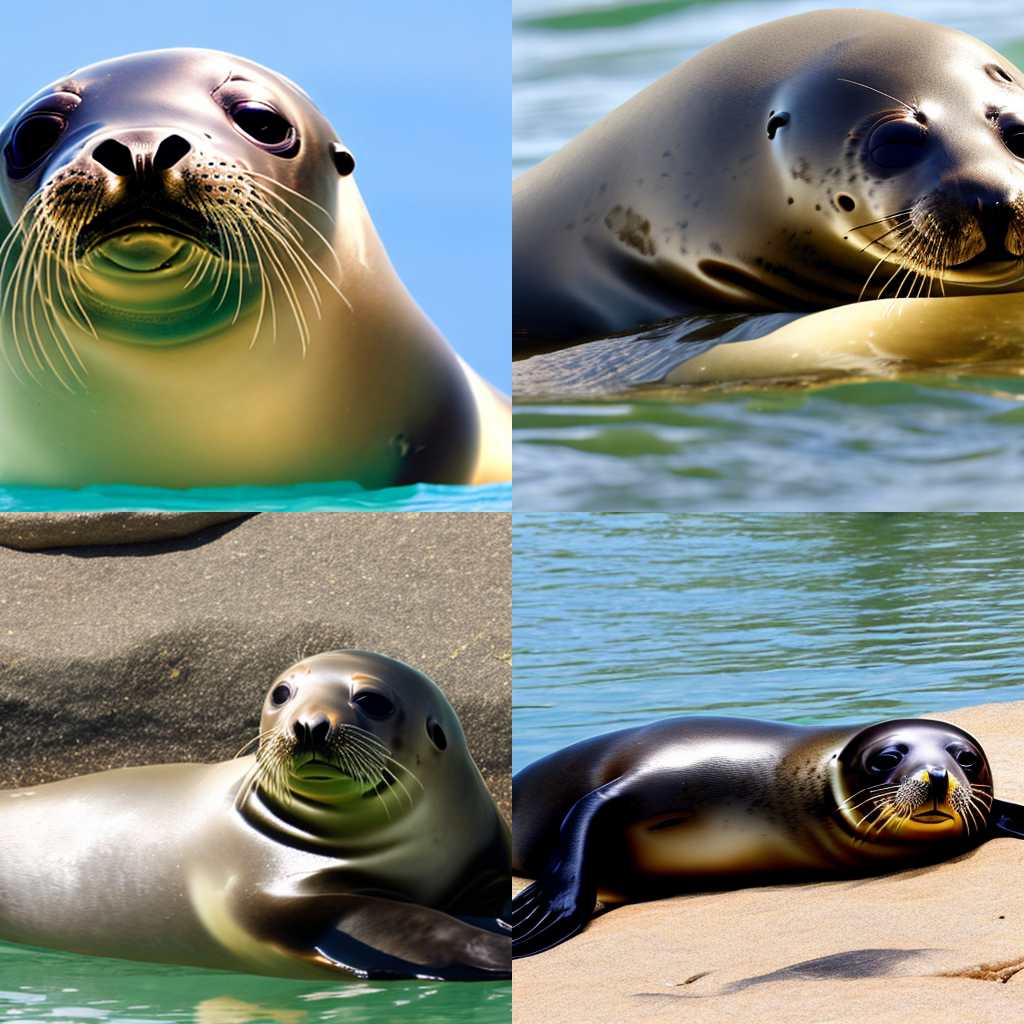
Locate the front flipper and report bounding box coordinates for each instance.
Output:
[989,798,1024,839]
[506,777,630,958]
[241,891,510,981]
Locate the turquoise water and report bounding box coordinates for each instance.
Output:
[0,482,511,512]
[512,513,1024,770]
[512,0,1024,510]
[0,942,509,1024]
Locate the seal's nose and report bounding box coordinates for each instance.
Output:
[91,132,192,177]
[293,714,331,751]
[926,766,949,802]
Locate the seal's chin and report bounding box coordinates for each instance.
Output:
[941,252,1024,285]
[91,228,194,274]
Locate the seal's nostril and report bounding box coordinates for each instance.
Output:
[154,134,191,171]
[92,138,135,177]
[293,720,310,746]
[293,715,330,750]
[309,715,331,746]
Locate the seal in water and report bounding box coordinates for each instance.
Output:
[508,715,1024,957]
[0,49,509,487]
[513,10,1024,351]
[0,651,511,980]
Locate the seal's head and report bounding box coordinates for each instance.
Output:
[831,719,994,843]
[247,651,465,832]
[765,18,1024,299]
[0,48,359,385]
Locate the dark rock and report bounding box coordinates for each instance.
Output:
[0,512,250,550]
[0,512,510,818]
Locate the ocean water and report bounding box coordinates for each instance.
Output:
[512,513,1024,770]
[513,0,1024,510]
[0,942,509,1024]
[0,481,511,512]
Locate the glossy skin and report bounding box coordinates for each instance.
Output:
[0,50,510,487]
[510,716,1024,957]
[0,651,511,980]
[513,10,1024,349]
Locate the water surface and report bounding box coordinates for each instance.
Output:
[0,942,508,1024]
[513,513,1024,769]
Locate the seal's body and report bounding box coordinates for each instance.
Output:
[0,50,509,488]
[510,716,1024,957]
[0,652,511,981]
[513,10,1024,349]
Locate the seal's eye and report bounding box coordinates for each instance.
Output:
[353,691,395,720]
[867,747,904,773]
[7,113,66,172]
[229,101,298,155]
[954,749,981,772]
[867,119,928,170]
[997,114,1024,159]
[427,718,447,751]
[270,683,293,707]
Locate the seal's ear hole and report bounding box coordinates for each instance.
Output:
[426,718,447,751]
[986,63,1014,84]
[766,111,790,140]
[331,143,356,176]
[836,193,856,212]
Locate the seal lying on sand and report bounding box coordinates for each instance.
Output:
[0,49,509,488]
[0,651,511,980]
[513,10,1024,352]
[509,716,1024,957]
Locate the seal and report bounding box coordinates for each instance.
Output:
[508,715,1024,957]
[0,650,511,981]
[513,9,1024,351]
[0,49,510,488]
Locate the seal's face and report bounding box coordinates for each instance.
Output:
[0,48,356,383]
[250,651,460,822]
[832,719,994,844]
[767,27,1024,300]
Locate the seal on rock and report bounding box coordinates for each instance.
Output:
[0,650,511,980]
[508,715,1024,957]
[0,49,509,487]
[513,10,1024,350]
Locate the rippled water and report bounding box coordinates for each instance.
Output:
[512,513,1024,769]
[0,481,511,512]
[0,942,509,1024]
[513,0,1024,510]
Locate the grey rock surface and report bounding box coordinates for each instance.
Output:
[0,512,250,550]
[0,512,510,818]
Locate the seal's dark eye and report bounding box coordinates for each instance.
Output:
[867,119,928,170]
[954,749,980,772]
[766,111,790,140]
[353,691,395,720]
[7,113,66,172]
[997,114,1024,159]
[270,683,292,707]
[987,64,1014,85]
[229,101,297,154]
[427,719,447,751]
[867,748,904,773]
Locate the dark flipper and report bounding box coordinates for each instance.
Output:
[989,798,1024,839]
[240,891,510,981]
[505,777,629,958]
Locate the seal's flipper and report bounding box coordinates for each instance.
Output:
[507,777,629,958]
[244,891,510,981]
[989,798,1024,839]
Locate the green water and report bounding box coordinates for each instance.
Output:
[512,0,1024,509]
[0,942,509,1024]
[0,482,511,512]
[513,513,1024,770]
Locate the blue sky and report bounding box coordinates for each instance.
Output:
[0,1,509,387]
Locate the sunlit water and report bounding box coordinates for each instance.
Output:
[0,942,509,1024]
[512,0,1024,510]
[513,513,1024,769]
[0,481,511,512]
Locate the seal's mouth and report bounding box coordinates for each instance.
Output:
[77,201,219,269]
[909,809,954,824]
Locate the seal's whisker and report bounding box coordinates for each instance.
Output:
[837,77,917,112]
[249,223,310,355]
[249,182,344,276]
[246,169,336,223]
[846,208,913,234]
